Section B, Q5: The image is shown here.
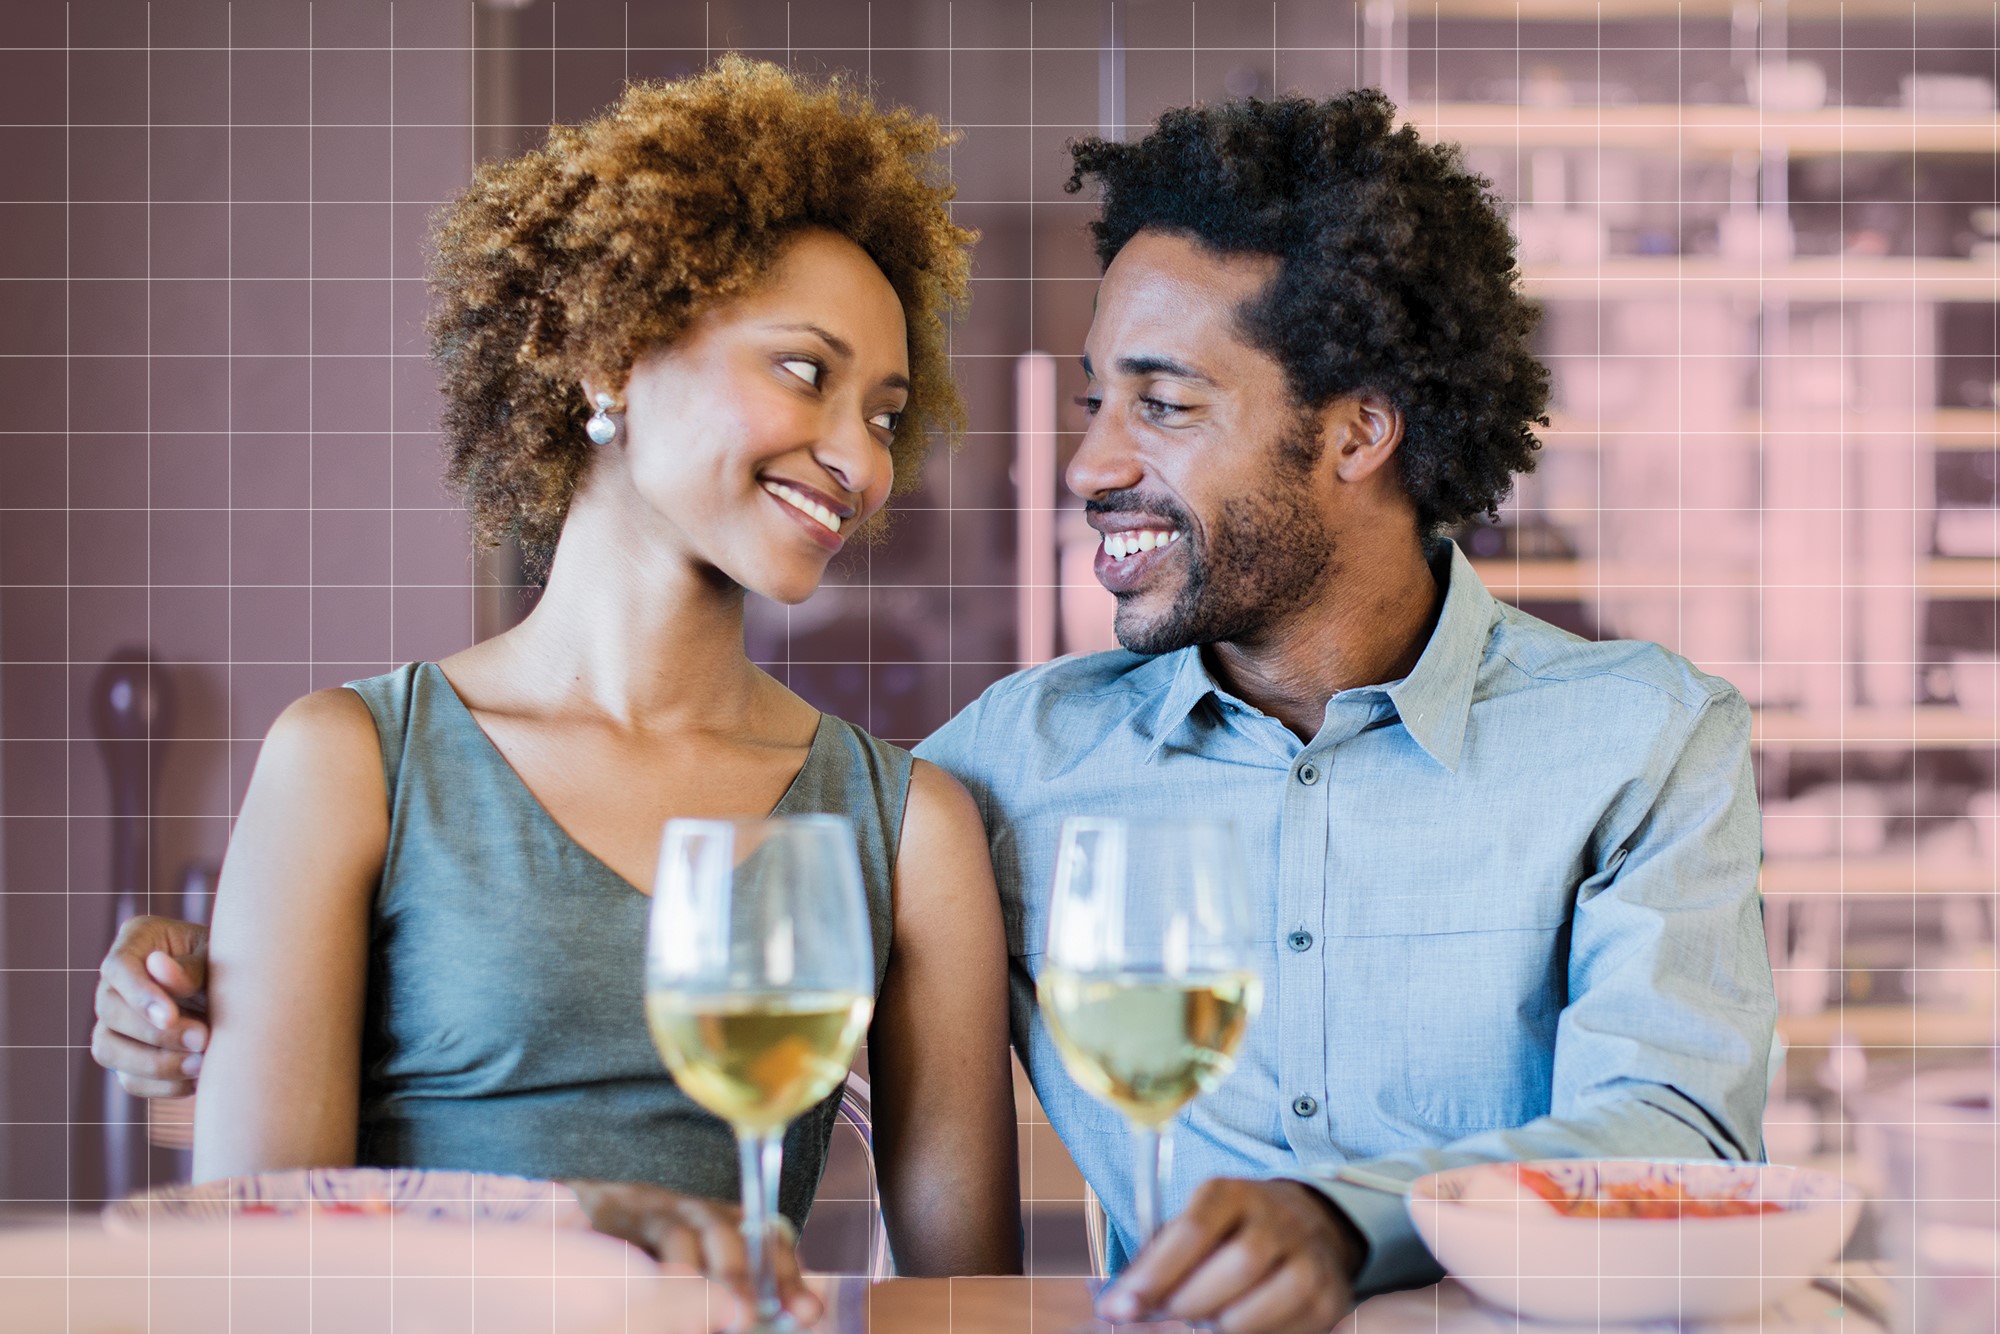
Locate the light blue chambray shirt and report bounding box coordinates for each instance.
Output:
[914,540,1776,1295]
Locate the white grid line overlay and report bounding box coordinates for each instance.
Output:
[2,0,1999,1326]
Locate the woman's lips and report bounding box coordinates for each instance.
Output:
[764,485,845,552]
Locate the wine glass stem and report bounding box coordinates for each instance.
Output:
[1132,1124,1166,1246]
[737,1131,786,1323]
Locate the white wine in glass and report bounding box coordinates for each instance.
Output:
[1037,817,1263,1248]
[1037,970,1261,1127]
[646,816,875,1334]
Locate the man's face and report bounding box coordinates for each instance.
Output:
[1068,229,1338,655]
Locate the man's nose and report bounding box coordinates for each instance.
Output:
[1064,409,1144,501]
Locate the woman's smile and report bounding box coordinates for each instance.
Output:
[760,476,850,551]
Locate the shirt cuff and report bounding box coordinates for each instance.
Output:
[1296,1170,1445,1298]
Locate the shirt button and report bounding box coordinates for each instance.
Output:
[1292,1095,1319,1118]
[1287,930,1314,952]
[1296,763,1319,786]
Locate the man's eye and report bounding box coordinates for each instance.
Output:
[780,358,821,387]
[1142,396,1189,418]
[1073,394,1102,417]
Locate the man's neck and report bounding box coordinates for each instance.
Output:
[1204,538,1445,742]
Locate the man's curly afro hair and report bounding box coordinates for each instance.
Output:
[1065,89,1547,536]
[428,56,973,582]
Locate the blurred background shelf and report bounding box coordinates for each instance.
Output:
[1410,103,2000,157]
[1541,410,2000,449]
[1753,708,2000,748]
[1762,858,2000,895]
[1469,558,2000,600]
[1522,257,2000,299]
[1779,1005,1995,1049]
[1422,0,2000,18]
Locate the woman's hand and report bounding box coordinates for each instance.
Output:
[567,1180,823,1326]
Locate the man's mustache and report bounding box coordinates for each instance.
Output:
[1084,491,1195,532]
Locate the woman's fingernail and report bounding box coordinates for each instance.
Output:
[183,1028,206,1053]
[148,1003,172,1028]
[182,1053,203,1076]
[1100,1289,1139,1320]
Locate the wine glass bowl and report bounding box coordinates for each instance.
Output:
[645,815,875,1334]
[1036,817,1263,1247]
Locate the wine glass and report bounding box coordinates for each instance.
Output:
[646,816,875,1334]
[1038,816,1263,1251]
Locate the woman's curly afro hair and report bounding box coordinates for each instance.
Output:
[1066,89,1547,536]
[428,56,973,581]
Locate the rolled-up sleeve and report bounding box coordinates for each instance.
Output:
[1303,685,1776,1295]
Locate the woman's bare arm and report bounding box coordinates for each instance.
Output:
[190,688,388,1182]
[866,760,1024,1275]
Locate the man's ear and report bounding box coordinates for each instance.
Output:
[1325,392,1404,484]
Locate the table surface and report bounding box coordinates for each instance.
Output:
[786,1273,1890,1333]
[0,1209,1894,1333]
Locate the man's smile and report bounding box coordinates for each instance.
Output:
[1092,522,1185,593]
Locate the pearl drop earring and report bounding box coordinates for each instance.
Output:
[584,392,619,445]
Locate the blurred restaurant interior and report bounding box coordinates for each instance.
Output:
[3,0,2000,1284]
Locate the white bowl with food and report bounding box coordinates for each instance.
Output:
[1407,1159,1862,1324]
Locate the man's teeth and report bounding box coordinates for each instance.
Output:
[1101,529,1181,561]
[762,481,841,535]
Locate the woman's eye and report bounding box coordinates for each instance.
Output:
[869,410,903,433]
[780,358,821,387]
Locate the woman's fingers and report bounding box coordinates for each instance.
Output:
[654,1221,704,1273]
[766,1218,823,1324]
[565,1179,819,1324]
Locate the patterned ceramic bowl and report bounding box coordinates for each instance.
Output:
[103,1166,589,1233]
[1408,1159,1862,1323]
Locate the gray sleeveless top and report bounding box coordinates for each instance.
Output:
[345,662,911,1226]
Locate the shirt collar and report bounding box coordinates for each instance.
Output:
[1141,539,1496,770]
[1382,539,1496,772]
[1143,642,1227,755]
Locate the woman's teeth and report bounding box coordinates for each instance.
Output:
[762,481,842,535]
[1102,529,1181,561]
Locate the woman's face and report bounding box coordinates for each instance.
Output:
[608,229,910,604]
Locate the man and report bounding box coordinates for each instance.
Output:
[93,90,1774,1333]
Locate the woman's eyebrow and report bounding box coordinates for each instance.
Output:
[770,322,910,393]
[770,321,855,359]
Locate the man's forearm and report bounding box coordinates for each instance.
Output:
[1297,1087,1743,1296]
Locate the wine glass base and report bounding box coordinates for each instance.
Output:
[722,1313,807,1334]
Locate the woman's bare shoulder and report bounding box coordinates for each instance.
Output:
[264,686,380,759]
[893,759,998,921]
[246,687,387,828]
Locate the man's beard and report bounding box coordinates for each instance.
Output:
[1110,417,1337,656]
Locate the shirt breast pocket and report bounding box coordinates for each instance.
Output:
[1333,889,1571,1139]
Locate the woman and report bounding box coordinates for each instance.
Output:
[92,58,1021,1316]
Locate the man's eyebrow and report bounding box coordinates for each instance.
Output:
[1114,354,1216,386]
[772,322,910,394]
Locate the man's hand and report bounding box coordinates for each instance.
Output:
[1099,1178,1362,1334]
[567,1180,822,1326]
[92,915,210,1097]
